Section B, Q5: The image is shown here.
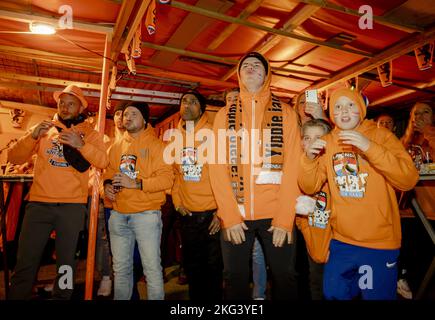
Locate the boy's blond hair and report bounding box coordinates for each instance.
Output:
[301,119,332,136]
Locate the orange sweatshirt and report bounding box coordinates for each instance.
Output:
[299,118,419,250]
[104,125,174,213]
[295,183,332,263]
[209,57,301,231]
[171,113,217,212]
[7,116,108,204]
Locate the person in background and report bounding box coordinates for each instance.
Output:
[376,113,395,132]
[398,101,435,299]
[293,91,328,126]
[299,87,418,300]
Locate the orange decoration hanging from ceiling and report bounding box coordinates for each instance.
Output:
[131,22,142,59]
[414,42,434,71]
[377,61,393,87]
[145,0,157,36]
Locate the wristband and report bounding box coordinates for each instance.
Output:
[136,179,143,190]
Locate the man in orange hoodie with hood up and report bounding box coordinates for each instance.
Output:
[209,52,301,300]
[7,85,108,300]
[298,87,419,300]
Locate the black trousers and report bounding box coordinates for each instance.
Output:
[221,219,298,300]
[180,210,223,301]
[308,256,324,300]
[8,202,86,300]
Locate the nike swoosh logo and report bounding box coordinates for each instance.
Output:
[386,262,397,268]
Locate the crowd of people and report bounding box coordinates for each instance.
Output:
[3,52,434,300]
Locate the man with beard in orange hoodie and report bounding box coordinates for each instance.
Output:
[209,52,301,300]
[298,87,419,300]
[171,90,223,300]
[104,102,174,300]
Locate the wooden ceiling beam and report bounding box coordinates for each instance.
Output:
[141,41,330,78]
[121,0,152,54]
[111,0,138,61]
[306,25,435,91]
[169,0,372,57]
[297,0,424,33]
[0,72,101,90]
[207,0,264,50]
[0,45,102,70]
[151,0,233,68]
[221,3,321,80]
[118,61,237,89]
[0,9,113,34]
[359,73,435,95]
[0,45,100,61]
[0,82,181,106]
[370,79,435,107]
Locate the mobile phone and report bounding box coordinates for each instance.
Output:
[305,89,318,104]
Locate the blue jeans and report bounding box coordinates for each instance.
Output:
[109,209,164,300]
[104,208,143,300]
[252,237,267,299]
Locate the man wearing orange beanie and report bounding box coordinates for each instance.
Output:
[298,87,419,300]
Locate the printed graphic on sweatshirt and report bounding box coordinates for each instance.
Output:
[46,139,69,168]
[333,152,368,198]
[181,147,203,182]
[119,154,139,179]
[309,191,330,229]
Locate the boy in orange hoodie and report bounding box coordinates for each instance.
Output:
[298,87,419,300]
[210,52,300,300]
[7,85,108,300]
[295,119,333,300]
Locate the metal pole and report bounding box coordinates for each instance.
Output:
[84,33,111,300]
[0,182,9,299]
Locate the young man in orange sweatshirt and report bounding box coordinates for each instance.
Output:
[298,87,419,300]
[295,118,333,300]
[7,85,108,300]
[209,52,301,300]
[171,90,223,300]
[104,102,173,300]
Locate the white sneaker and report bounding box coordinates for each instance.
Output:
[97,277,112,297]
[43,283,54,292]
[397,279,413,300]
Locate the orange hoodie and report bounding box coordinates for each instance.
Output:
[171,113,217,212]
[295,183,332,263]
[298,88,419,250]
[104,125,174,213]
[7,115,108,204]
[209,55,301,231]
